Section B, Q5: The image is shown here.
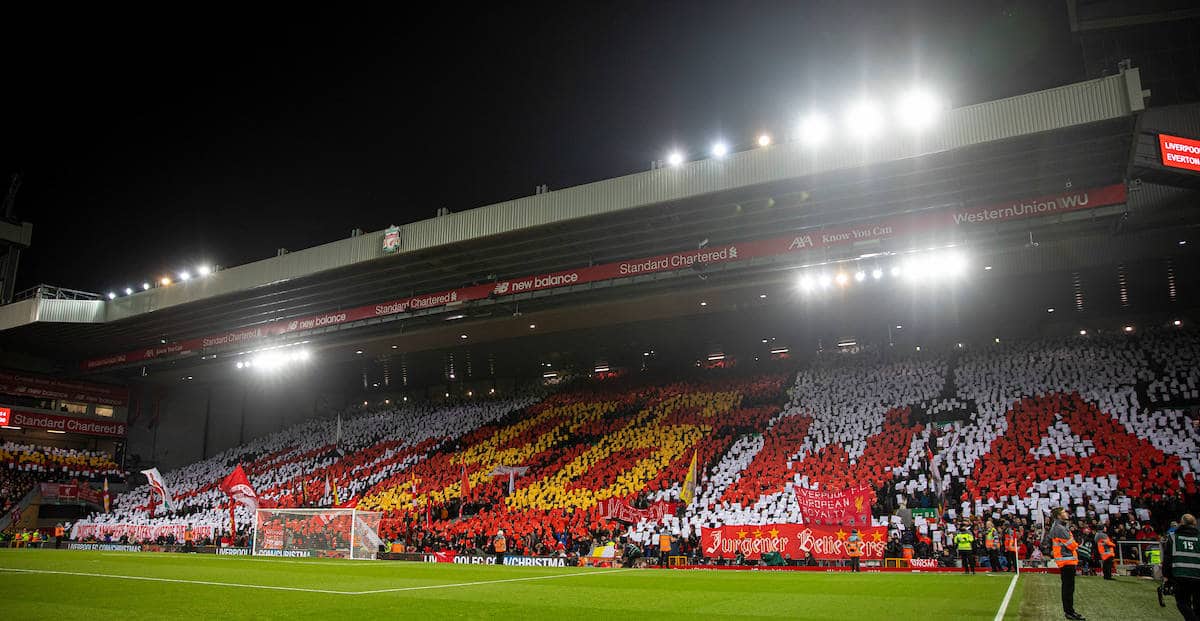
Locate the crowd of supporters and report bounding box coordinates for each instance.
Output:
[65,329,1200,564]
[1,442,122,523]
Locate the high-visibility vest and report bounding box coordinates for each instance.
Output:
[985,529,998,550]
[54,527,64,537]
[955,533,974,551]
[1052,535,1079,567]
[659,535,671,552]
[1004,534,1017,553]
[1168,532,1200,580]
[846,540,862,557]
[1096,537,1115,561]
[494,536,506,553]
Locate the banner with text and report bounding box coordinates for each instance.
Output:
[70,522,216,542]
[0,369,128,405]
[83,184,1127,371]
[6,410,127,438]
[701,524,888,560]
[792,486,874,525]
[600,498,678,523]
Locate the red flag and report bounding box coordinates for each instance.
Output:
[219,465,260,512]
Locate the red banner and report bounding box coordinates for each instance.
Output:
[82,183,1127,371]
[39,482,103,505]
[0,369,128,405]
[71,522,215,542]
[1160,134,1200,173]
[792,486,873,525]
[6,410,127,437]
[600,498,678,523]
[701,524,887,560]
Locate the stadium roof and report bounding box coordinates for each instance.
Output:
[3,67,1196,378]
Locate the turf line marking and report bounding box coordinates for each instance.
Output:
[993,565,1020,621]
[98,552,377,566]
[0,567,353,595]
[353,568,639,594]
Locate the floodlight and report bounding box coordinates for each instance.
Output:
[667,151,684,167]
[757,134,772,147]
[818,274,832,289]
[872,269,883,280]
[1174,319,1183,327]
[198,265,212,277]
[142,283,151,290]
[835,273,849,286]
[797,113,830,145]
[160,277,172,286]
[896,89,944,131]
[179,271,191,281]
[854,271,866,282]
[711,142,729,158]
[106,292,116,300]
[845,100,883,139]
[798,275,815,292]
[124,287,133,295]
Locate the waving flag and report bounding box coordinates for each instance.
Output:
[219,465,260,512]
[141,467,175,511]
[680,449,698,505]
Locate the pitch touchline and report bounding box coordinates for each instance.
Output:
[0,566,635,596]
[354,568,638,594]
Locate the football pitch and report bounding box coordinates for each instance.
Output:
[0,549,1175,620]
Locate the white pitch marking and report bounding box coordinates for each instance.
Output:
[0,566,636,596]
[0,567,353,594]
[992,563,1020,621]
[354,568,638,594]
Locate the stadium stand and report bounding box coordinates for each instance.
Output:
[70,331,1200,561]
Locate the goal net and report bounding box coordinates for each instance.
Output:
[252,508,384,560]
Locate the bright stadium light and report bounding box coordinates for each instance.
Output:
[818,274,832,289]
[711,141,729,158]
[160,277,172,286]
[835,273,849,286]
[106,292,116,300]
[845,100,883,140]
[179,271,192,281]
[797,113,830,146]
[854,271,866,282]
[666,151,685,167]
[798,275,815,292]
[891,266,902,278]
[142,282,151,291]
[757,134,772,147]
[197,265,212,277]
[872,268,883,280]
[124,287,133,295]
[896,89,944,131]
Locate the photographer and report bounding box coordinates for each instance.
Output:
[1163,514,1198,621]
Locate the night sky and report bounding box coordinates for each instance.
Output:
[3,1,1082,295]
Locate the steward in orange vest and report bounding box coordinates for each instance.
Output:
[1003,530,1018,573]
[846,530,863,573]
[1095,531,1116,581]
[1050,508,1085,620]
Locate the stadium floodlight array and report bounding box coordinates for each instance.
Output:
[236,346,312,371]
[663,86,944,165]
[107,264,217,299]
[252,508,384,560]
[795,248,968,295]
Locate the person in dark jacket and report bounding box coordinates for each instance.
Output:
[1163,514,1199,621]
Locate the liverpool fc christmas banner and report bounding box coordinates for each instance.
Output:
[701,524,887,560]
[792,486,873,524]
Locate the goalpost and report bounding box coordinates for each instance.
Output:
[251,508,384,560]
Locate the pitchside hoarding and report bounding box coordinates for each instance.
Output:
[82,183,1128,371]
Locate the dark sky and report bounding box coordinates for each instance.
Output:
[3,1,1081,294]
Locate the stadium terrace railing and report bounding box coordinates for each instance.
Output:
[12,284,103,302]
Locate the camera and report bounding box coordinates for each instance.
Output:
[1158,580,1175,607]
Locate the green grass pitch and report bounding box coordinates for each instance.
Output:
[0,549,1175,620]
